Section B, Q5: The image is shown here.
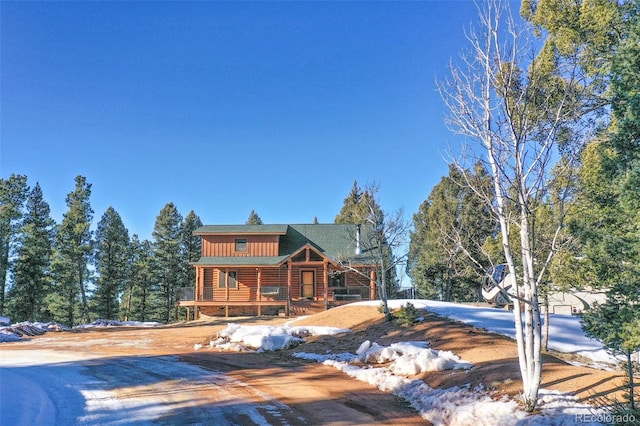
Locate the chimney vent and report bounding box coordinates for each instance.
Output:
[355,224,362,255]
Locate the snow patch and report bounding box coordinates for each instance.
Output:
[210,323,351,352]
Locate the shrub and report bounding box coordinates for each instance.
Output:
[395,302,420,326]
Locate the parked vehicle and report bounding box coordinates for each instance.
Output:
[481,264,606,314]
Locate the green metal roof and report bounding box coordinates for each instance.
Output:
[283,224,362,259]
[195,224,289,235]
[194,223,379,265]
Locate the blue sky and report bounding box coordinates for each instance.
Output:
[2,1,486,241]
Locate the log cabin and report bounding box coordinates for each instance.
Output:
[176,223,380,318]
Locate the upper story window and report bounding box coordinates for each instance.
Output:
[235,239,247,252]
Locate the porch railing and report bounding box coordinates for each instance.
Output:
[259,286,288,301]
[175,286,289,302]
[177,287,195,302]
[177,284,371,303]
[331,286,371,301]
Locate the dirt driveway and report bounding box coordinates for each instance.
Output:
[0,314,425,425]
[1,304,630,425]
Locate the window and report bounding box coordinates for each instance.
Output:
[329,271,345,287]
[235,239,247,252]
[218,270,238,288]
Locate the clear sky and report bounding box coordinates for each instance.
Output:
[2,1,486,241]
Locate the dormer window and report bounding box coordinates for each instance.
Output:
[235,239,247,252]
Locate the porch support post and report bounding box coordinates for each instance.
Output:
[225,268,229,301]
[198,267,205,301]
[195,266,201,301]
[323,261,329,311]
[257,268,262,316]
[286,261,292,316]
[370,269,376,300]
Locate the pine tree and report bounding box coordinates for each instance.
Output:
[336,181,385,229]
[6,183,55,322]
[93,207,130,320]
[182,210,202,265]
[245,210,263,225]
[152,202,183,323]
[0,174,29,315]
[121,235,155,322]
[581,285,639,411]
[180,210,202,315]
[408,164,494,302]
[50,176,94,325]
[335,181,364,224]
[571,3,640,410]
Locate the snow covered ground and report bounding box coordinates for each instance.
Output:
[401,300,619,367]
[0,318,161,343]
[0,300,623,425]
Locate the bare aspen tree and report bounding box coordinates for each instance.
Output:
[365,204,409,322]
[338,183,410,321]
[437,0,594,411]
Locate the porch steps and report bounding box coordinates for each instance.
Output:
[289,300,327,317]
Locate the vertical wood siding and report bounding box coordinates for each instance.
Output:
[201,235,280,257]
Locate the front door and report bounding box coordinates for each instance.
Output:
[301,270,315,299]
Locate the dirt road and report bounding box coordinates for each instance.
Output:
[0,317,426,425]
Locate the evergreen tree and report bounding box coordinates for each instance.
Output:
[568,3,640,410]
[93,207,130,320]
[121,235,155,322]
[182,210,202,265]
[581,284,639,411]
[408,196,438,298]
[180,210,202,306]
[336,181,385,230]
[335,181,365,224]
[524,0,639,411]
[0,174,29,315]
[50,176,94,325]
[6,183,55,321]
[245,210,263,225]
[152,202,183,323]
[408,164,494,301]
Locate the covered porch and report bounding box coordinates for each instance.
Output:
[176,254,376,319]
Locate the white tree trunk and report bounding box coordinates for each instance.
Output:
[518,202,542,410]
[437,0,588,412]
